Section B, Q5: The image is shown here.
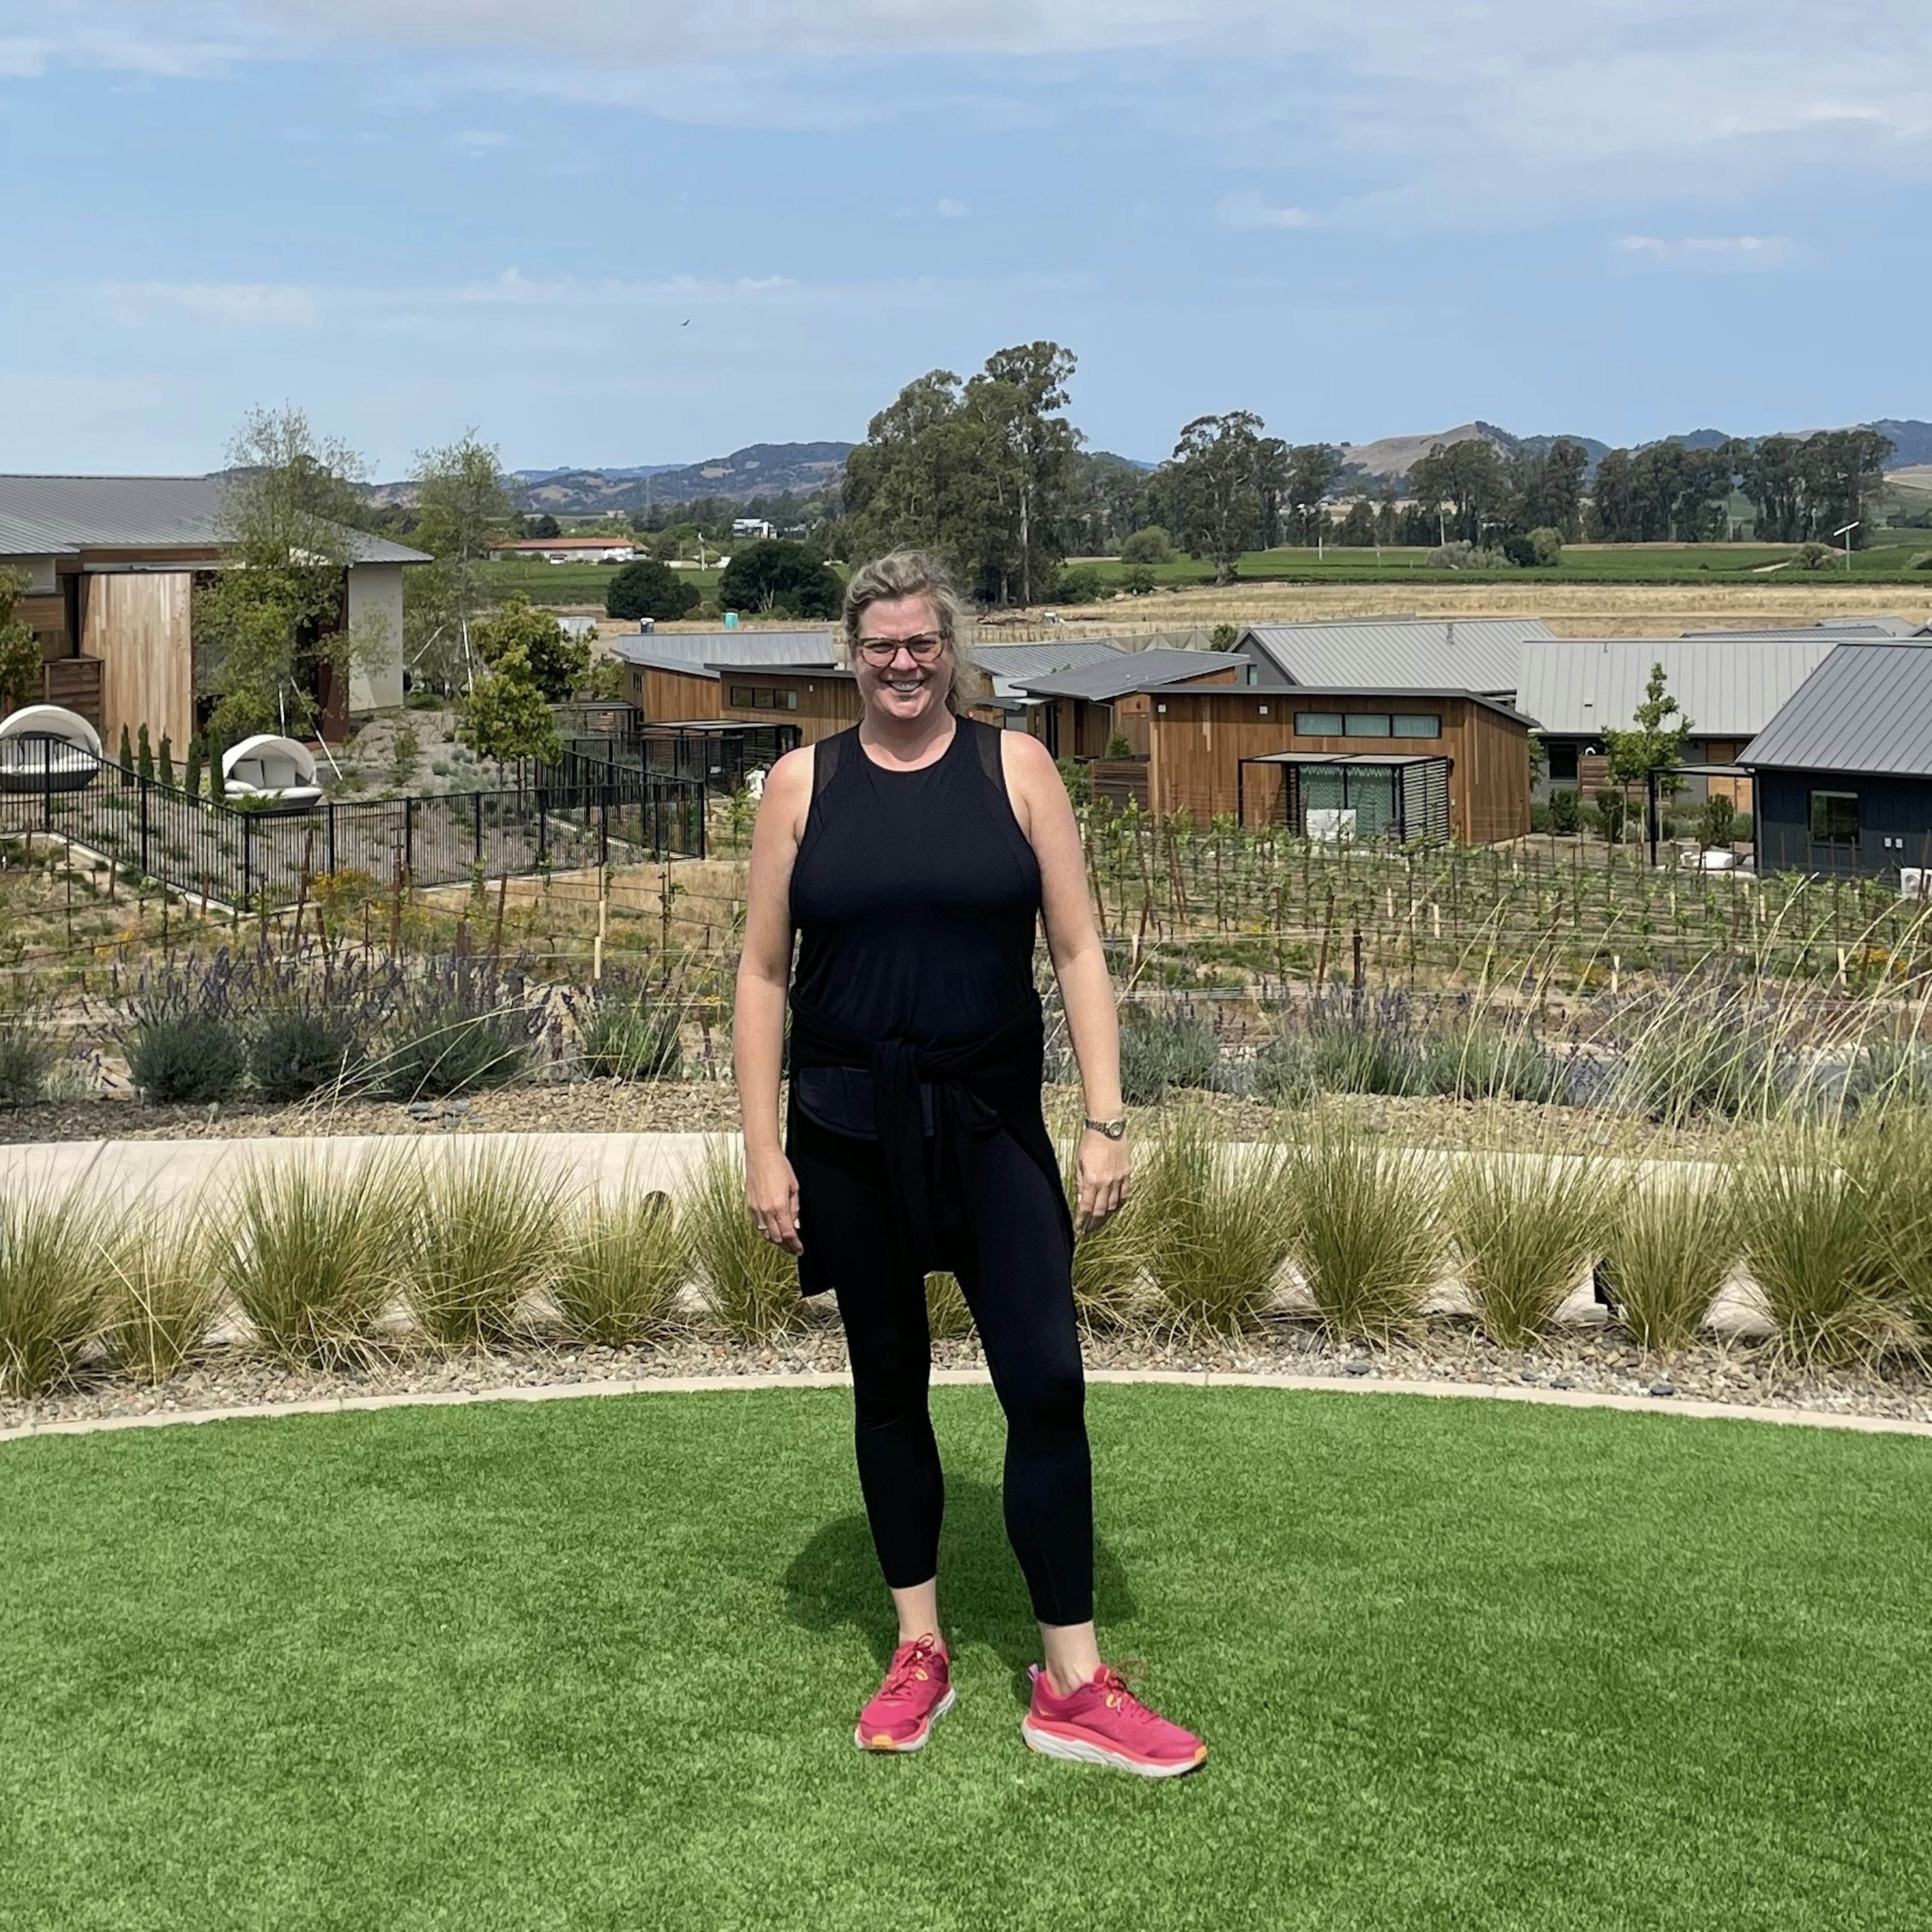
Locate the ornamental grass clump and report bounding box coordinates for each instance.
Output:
[1598,1171,1738,1353]
[687,1143,799,1342]
[1305,1005,1418,1097]
[573,974,685,1082]
[102,1209,222,1383]
[1448,1154,1622,1349]
[1061,1143,1152,1332]
[0,1023,55,1107]
[406,1148,567,1348]
[925,1272,973,1340]
[1611,993,1789,1127]
[0,1185,110,1395]
[219,1153,412,1367]
[1733,1131,1916,1369]
[1287,1124,1442,1342]
[249,1004,365,1103]
[551,1189,689,1346]
[1139,1113,1289,1337]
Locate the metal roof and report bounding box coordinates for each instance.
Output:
[705,660,855,680]
[609,630,838,677]
[1237,616,1552,694]
[1012,648,1239,701]
[1145,682,1535,727]
[1517,636,1843,739]
[1240,751,1445,767]
[0,473,428,565]
[968,639,1126,701]
[1740,642,1932,777]
[1680,617,1930,639]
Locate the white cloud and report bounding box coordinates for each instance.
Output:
[1616,234,1800,273]
[1216,189,1311,230]
[452,127,506,154]
[96,280,320,327]
[936,197,969,219]
[454,268,800,307]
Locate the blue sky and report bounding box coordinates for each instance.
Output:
[2,1,1926,476]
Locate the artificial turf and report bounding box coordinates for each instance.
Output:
[3,1386,1930,1931]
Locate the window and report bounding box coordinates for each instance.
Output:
[1295,711,1344,735]
[1546,740,1580,782]
[1344,713,1393,737]
[1810,790,1859,846]
[1391,713,1441,740]
[728,685,798,711]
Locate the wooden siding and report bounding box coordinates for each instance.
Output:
[80,572,194,751]
[721,670,859,744]
[1138,689,1531,841]
[40,657,103,733]
[624,662,723,722]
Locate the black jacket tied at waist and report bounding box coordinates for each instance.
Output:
[786,994,1074,1296]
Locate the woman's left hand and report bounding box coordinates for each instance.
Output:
[1076,1128,1131,1232]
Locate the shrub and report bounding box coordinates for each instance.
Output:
[1449,1155,1620,1348]
[1140,1114,1290,1336]
[1594,788,1628,843]
[576,986,683,1081]
[1599,1174,1737,1352]
[102,1210,221,1383]
[717,541,841,620]
[0,1024,55,1106]
[377,969,538,1099]
[607,559,701,622]
[1909,550,1932,572]
[406,1148,566,1348]
[1252,1033,1317,1105]
[1697,793,1737,848]
[1052,565,1105,605]
[250,1006,364,1102]
[1798,541,1832,570]
[686,1143,799,1341]
[217,1154,412,1367]
[1418,1018,1561,1103]
[1118,526,1172,565]
[1288,1126,1442,1341]
[129,1015,245,1105]
[1734,1133,1917,1367]
[1306,1007,1417,1096]
[1501,533,1538,568]
[1528,526,1564,566]
[1103,733,1134,759]
[1122,566,1157,596]
[1209,623,1239,651]
[1117,1007,1219,1104]
[1548,787,1581,835]
[0,1186,109,1395]
[552,1190,690,1346]
[1056,757,1091,808]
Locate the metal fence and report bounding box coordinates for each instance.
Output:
[0,748,707,911]
[541,723,799,795]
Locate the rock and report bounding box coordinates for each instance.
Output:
[1649,1381,1676,1398]
[1344,1359,1372,1377]
[1550,1376,1575,1389]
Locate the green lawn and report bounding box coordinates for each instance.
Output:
[474,559,722,607]
[4,1386,1930,1930]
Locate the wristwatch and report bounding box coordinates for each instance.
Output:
[1083,1115,1128,1140]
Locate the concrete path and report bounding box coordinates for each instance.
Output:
[4,1365,1926,1447]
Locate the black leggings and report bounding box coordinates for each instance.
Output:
[790,1112,1093,1627]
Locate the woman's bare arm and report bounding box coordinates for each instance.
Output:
[733,746,812,1254]
[1000,731,1130,1228]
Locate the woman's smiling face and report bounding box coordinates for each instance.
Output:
[852,594,951,727]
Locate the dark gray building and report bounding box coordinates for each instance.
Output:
[1739,639,1932,880]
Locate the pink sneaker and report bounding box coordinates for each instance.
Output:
[855,1635,954,1753]
[1022,1664,1207,1778]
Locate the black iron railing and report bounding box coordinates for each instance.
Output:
[0,746,706,911]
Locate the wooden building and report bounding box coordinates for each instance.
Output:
[1014,648,1250,759]
[1108,683,1533,842]
[0,474,423,752]
[610,630,839,724]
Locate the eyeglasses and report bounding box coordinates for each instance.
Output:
[855,633,946,666]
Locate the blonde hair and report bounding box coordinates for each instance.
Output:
[840,550,971,712]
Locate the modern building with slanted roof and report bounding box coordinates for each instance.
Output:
[1739,637,1932,880]
[1011,647,1252,758]
[608,630,841,722]
[0,473,427,750]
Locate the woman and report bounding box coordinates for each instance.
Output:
[735,551,1205,1778]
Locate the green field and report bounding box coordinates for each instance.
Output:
[475,559,722,608]
[5,1385,1930,1930]
[1068,534,1932,595]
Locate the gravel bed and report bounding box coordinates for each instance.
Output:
[0,1080,1759,1161]
[8,1316,1929,1436]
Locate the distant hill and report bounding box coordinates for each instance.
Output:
[517,443,852,513]
[1338,422,1611,487]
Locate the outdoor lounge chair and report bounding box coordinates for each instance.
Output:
[0,704,104,794]
[220,733,324,810]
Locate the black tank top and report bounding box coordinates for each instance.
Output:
[790,718,1042,1058]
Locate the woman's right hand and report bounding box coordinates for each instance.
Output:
[744,1146,803,1255]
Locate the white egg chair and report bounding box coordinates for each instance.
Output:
[0,704,104,794]
[221,734,324,810]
